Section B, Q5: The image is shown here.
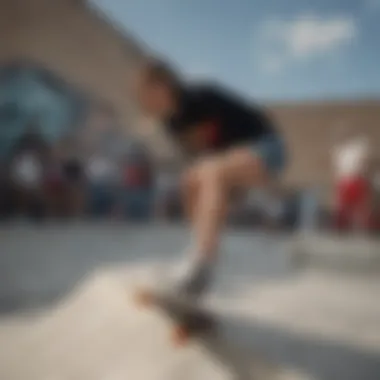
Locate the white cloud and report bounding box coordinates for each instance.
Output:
[257,14,357,73]
[283,16,356,58]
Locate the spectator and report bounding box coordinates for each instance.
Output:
[10,149,45,219]
[61,140,86,218]
[86,153,119,218]
[120,142,154,221]
[332,131,371,232]
[43,147,66,218]
[9,126,52,220]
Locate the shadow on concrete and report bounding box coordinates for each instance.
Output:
[199,314,380,380]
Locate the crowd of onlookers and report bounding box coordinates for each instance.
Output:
[0,128,156,222]
[0,144,301,230]
[1,125,379,235]
[0,128,302,230]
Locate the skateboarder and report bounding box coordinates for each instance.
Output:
[133,58,286,301]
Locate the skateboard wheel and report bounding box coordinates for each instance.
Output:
[172,325,190,346]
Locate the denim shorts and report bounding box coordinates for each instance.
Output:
[250,134,286,175]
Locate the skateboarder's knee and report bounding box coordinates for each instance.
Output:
[198,158,230,194]
[182,158,228,199]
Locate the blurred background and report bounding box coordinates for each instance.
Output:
[0,0,378,232]
[0,1,380,380]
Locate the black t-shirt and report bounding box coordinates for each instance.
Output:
[166,83,275,154]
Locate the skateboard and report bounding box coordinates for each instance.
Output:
[134,288,218,346]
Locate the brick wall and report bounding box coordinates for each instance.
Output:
[270,101,380,188]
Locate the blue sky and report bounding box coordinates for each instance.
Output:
[91,0,380,101]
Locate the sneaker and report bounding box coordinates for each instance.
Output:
[168,255,214,302]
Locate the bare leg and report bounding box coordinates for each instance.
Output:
[176,148,267,298]
[193,149,266,260]
[181,168,199,223]
[191,163,227,261]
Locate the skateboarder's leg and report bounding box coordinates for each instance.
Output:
[190,149,266,256]
[181,166,199,224]
[174,136,286,299]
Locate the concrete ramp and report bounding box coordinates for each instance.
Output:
[0,265,312,380]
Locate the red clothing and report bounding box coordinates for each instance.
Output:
[204,119,222,148]
[335,176,371,230]
[337,177,369,208]
[123,164,151,188]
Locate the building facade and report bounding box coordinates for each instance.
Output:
[1,0,379,189]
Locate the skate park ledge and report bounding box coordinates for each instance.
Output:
[288,232,380,272]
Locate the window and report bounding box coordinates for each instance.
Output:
[0,63,86,157]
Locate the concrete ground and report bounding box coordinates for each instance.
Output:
[0,222,379,380]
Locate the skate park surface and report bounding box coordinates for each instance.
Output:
[0,223,380,380]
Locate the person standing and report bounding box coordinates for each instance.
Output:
[332,131,371,232]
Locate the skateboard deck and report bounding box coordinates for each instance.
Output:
[134,288,218,346]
